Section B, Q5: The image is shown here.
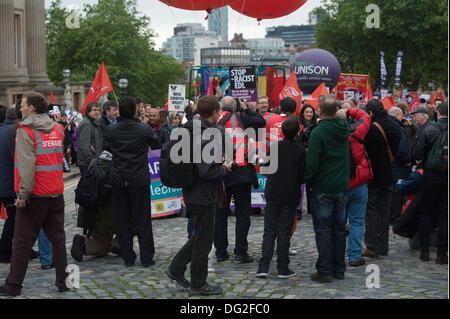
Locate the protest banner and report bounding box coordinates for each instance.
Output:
[230,65,257,102]
[148,149,183,218]
[168,84,186,112]
[335,73,370,102]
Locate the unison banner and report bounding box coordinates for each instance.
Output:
[335,73,370,102]
[148,149,183,218]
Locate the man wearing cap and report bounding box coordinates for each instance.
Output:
[411,103,448,264]
[411,106,439,168]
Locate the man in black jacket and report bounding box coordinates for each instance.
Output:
[413,103,448,264]
[214,96,266,264]
[106,97,161,267]
[166,95,232,296]
[363,99,401,258]
[388,107,412,224]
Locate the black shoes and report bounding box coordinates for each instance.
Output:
[235,254,254,264]
[310,273,333,283]
[41,264,54,270]
[255,269,269,279]
[0,286,17,297]
[216,253,230,263]
[419,250,430,261]
[190,283,222,296]
[141,260,155,268]
[165,269,191,288]
[333,273,345,280]
[110,245,121,256]
[30,249,40,260]
[278,269,296,279]
[436,255,448,265]
[349,258,366,267]
[71,235,85,262]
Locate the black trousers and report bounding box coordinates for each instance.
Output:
[111,184,154,265]
[365,184,393,255]
[169,204,215,289]
[214,183,252,257]
[0,197,16,261]
[258,202,296,273]
[389,190,406,225]
[419,173,448,255]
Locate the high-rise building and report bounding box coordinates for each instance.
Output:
[266,25,316,48]
[208,6,228,41]
[163,23,219,67]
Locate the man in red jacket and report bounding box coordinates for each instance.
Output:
[0,92,69,297]
[337,107,373,267]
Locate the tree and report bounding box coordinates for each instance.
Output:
[46,0,185,105]
[313,0,448,92]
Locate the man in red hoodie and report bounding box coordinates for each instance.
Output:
[337,108,373,267]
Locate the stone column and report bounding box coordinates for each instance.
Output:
[0,0,16,82]
[26,0,50,83]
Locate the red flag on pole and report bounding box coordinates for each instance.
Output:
[305,82,329,110]
[279,71,303,116]
[164,97,169,111]
[81,62,114,115]
[50,89,57,104]
[388,94,396,106]
[363,82,373,103]
[409,96,420,112]
[381,97,393,111]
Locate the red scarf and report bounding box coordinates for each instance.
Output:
[149,120,161,133]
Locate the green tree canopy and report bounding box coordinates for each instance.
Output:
[313,0,448,92]
[46,0,185,105]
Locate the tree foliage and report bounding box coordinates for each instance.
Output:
[46,0,185,105]
[313,0,448,91]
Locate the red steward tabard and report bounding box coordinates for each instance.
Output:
[14,123,65,196]
[219,111,248,166]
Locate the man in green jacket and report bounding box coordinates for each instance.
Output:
[305,97,350,283]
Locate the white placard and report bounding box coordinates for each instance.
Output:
[168,84,186,112]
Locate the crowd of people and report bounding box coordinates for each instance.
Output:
[0,89,447,297]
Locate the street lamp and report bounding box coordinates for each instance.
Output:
[118,77,128,96]
[62,68,72,111]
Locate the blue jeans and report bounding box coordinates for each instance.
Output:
[311,191,348,277]
[38,229,53,266]
[346,184,368,262]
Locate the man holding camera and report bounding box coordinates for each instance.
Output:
[214,96,265,264]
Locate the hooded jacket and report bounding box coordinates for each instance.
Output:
[305,116,350,194]
[348,108,373,190]
[15,114,63,203]
[77,115,103,168]
[182,118,228,207]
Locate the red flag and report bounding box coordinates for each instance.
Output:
[389,94,395,106]
[430,92,436,105]
[305,82,329,110]
[409,96,420,112]
[0,203,7,220]
[364,82,373,103]
[381,97,393,111]
[50,89,57,104]
[81,62,114,115]
[279,71,303,116]
[163,97,169,111]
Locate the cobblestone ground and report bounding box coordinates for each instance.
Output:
[0,177,448,299]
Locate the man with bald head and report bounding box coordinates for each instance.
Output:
[387,106,412,224]
[214,96,265,264]
[148,108,169,145]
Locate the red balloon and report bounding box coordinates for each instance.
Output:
[230,0,308,21]
[159,0,233,11]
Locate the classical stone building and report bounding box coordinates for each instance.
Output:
[0,0,87,109]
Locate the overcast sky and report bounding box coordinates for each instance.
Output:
[45,0,322,49]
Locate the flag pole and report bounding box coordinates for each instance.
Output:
[112,89,119,104]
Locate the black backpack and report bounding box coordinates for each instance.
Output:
[426,121,448,172]
[160,127,198,188]
[75,155,111,212]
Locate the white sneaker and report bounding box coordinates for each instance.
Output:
[255,271,268,278]
[289,248,297,256]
